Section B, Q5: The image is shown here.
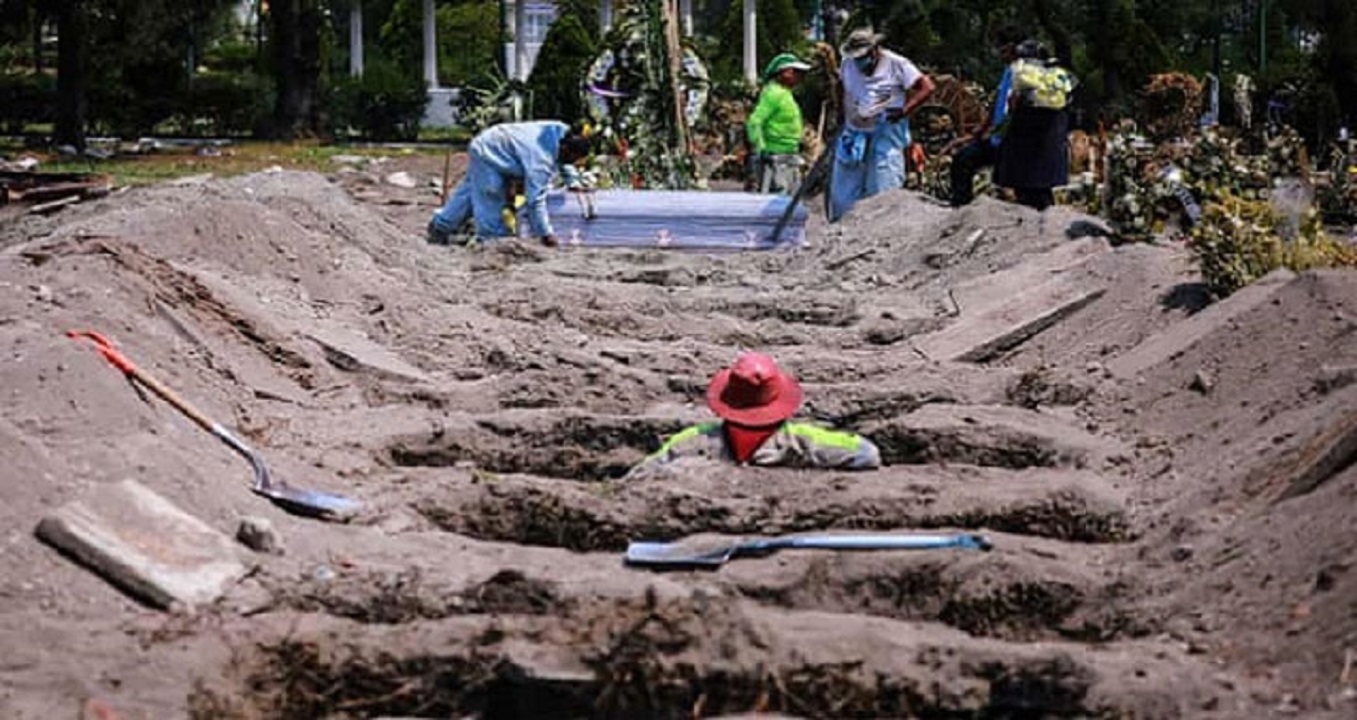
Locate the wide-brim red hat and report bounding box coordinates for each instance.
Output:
[706,352,803,426]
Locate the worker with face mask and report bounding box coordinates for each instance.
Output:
[427,121,592,248]
[828,28,936,222]
[746,52,813,195]
[627,352,880,478]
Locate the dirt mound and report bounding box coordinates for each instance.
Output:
[1,165,1354,718]
[1086,268,1357,709]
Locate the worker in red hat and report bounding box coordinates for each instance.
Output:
[628,352,880,477]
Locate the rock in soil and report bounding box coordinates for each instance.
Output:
[236,516,284,555]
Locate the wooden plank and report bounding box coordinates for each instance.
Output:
[308,325,431,383]
[948,238,1110,317]
[917,274,1106,363]
[28,195,82,215]
[36,480,247,609]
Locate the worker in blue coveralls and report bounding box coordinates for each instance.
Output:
[427,121,593,248]
[828,28,935,222]
[627,352,880,478]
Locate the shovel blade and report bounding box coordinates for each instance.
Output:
[255,485,361,519]
[624,540,735,568]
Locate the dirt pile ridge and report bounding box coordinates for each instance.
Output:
[1,166,1354,718]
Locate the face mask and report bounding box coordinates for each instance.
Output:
[853,55,876,74]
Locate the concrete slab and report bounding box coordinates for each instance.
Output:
[1107,268,1295,378]
[308,325,431,383]
[189,268,429,384]
[949,238,1111,317]
[1272,385,1357,502]
[35,480,247,609]
[918,273,1106,363]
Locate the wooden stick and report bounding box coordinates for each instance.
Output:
[661,0,690,155]
[440,143,454,205]
[28,195,81,215]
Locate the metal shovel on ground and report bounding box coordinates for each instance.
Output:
[68,330,360,519]
[625,531,992,569]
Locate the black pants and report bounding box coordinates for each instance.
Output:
[950,140,999,206]
[1014,187,1055,211]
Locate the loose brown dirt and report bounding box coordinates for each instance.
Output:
[0,155,1354,718]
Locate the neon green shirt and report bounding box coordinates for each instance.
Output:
[746,83,804,155]
[627,420,881,478]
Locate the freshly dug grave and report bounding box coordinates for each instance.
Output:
[0,163,1353,719]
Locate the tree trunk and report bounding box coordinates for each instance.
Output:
[270,0,324,139]
[54,0,87,150]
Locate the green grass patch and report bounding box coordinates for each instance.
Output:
[417,126,473,143]
[6,141,455,187]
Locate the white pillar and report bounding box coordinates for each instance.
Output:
[514,0,529,80]
[679,0,692,36]
[742,0,757,84]
[600,0,613,35]
[349,1,364,77]
[422,0,437,88]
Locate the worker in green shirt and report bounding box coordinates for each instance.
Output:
[746,52,812,194]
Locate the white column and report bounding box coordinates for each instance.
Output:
[679,0,692,36]
[422,0,437,88]
[513,0,529,80]
[600,0,613,35]
[742,0,757,84]
[349,0,364,77]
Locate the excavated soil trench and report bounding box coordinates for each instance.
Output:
[2,164,1355,719]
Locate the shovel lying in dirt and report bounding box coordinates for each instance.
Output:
[625,531,992,570]
[67,330,360,519]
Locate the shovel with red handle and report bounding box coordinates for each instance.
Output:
[67,330,360,519]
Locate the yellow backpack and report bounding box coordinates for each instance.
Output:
[1011,59,1076,110]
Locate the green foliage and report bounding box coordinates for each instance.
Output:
[457,67,531,134]
[187,70,273,136]
[88,70,182,137]
[437,1,501,87]
[852,0,1010,81]
[376,0,423,75]
[1189,192,1357,297]
[329,55,428,141]
[555,0,599,42]
[0,70,53,132]
[1,0,1354,151]
[712,0,809,83]
[380,0,500,88]
[527,14,596,123]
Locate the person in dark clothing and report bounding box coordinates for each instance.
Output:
[992,40,1076,211]
[949,29,1023,207]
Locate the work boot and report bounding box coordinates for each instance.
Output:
[426,219,453,246]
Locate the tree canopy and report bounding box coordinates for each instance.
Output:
[0,0,1352,147]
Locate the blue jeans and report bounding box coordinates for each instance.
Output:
[828,121,910,222]
[430,154,513,239]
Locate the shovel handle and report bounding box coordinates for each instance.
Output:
[781,533,992,552]
[771,145,834,243]
[66,330,218,433]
